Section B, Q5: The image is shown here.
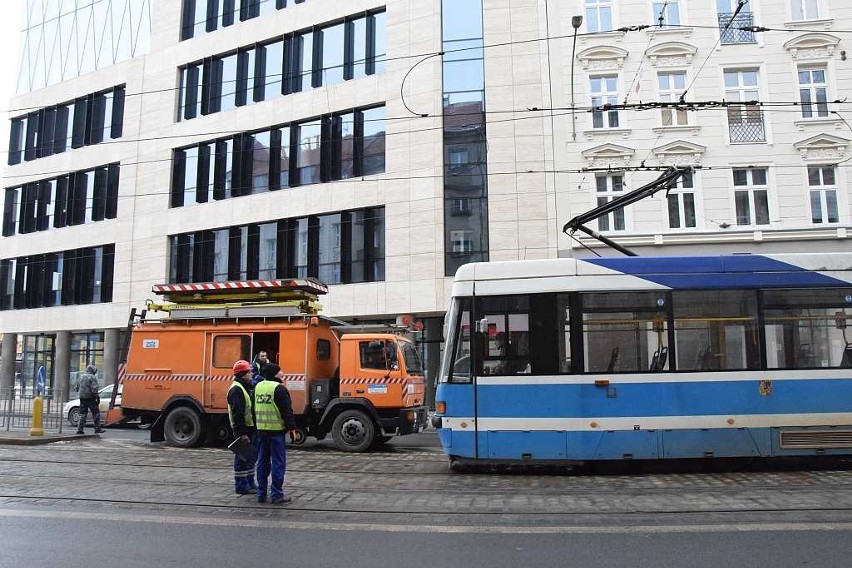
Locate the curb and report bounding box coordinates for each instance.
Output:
[0,434,99,446]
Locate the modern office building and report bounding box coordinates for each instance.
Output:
[1,0,850,402]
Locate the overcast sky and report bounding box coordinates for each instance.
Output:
[1,1,25,185]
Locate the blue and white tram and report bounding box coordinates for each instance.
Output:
[432,254,852,466]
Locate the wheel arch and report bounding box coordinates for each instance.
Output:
[148,396,206,443]
[318,398,381,430]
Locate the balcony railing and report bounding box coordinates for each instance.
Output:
[728,107,766,143]
[718,12,756,44]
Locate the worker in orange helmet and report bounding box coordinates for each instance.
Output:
[227,359,257,495]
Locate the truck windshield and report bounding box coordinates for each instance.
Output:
[401,342,423,375]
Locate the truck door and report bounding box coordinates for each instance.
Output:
[205,333,251,409]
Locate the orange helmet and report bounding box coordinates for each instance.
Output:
[232,360,252,375]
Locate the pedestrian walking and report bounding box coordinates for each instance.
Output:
[253,363,297,504]
[227,359,257,495]
[75,365,104,435]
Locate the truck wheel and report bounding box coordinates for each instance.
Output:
[331,409,375,453]
[163,407,203,448]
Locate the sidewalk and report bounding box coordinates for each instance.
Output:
[0,432,99,446]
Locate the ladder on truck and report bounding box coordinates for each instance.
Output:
[145,277,329,319]
[103,278,329,426]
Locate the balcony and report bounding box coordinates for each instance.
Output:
[718,12,756,44]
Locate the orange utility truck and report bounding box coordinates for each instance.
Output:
[107,278,427,452]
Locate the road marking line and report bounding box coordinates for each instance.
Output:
[2,509,852,534]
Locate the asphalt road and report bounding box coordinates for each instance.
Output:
[2,512,851,568]
[3,431,852,567]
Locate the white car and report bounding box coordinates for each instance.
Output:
[64,384,122,427]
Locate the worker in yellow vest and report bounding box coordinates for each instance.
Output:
[227,360,256,495]
[253,363,297,504]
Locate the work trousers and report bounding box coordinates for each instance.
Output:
[233,436,256,492]
[255,431,287,500]
[77,398,101,433]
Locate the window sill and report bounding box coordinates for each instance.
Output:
[644,26,694,39]
[582,128,632,140]
[793,117,844,131]
[579,30,626,45]
[652,125,701,136]
[784,18,834,30]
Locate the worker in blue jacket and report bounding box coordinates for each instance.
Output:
[253,363,298,504]
[227,360,257,495]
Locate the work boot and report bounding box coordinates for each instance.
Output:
[256,493,267,503]
[76,430,84,435]
[270,495,292,504]
[94,428,105,434]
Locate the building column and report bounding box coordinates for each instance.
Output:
[54,331,71,403]
[1,333,17,393]
[103,329,120,386]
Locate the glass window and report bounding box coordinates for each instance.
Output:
[585,0,613,33]
[799,67,829,119]
[673,290,760,371]
[321,23,345,86]
[317,214,341,284]
[351,17,368,79]
[213,335,251,368]
[339,113,356,179]
[478,296,531,376]
[582,292,669,373]
[296,120,321,185]
[220,53,239,111]
[591,75,619,128]
[372,11,387,74]
[764,288,852,369]
[653,1,680,27]
[237,47,256,106]
[733,167,770,226]
[444,298,473,383]
[263,40,284,100]
[791,0,820,20]
[361,107,386,176]
[184,146,199,206]
[276,126,291,189]
[317,339,331,361]
[251,131,271,194]
[658,71,687,126]
[298,32,314,91]
[595,173,625,231]
[257,222,277,279]
[667,171,696,229]
[808,165,839,224]
[725,69,765,143]
[294,218,309,278]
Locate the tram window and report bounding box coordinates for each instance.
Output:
[672,290,760,371]
[478,296,530,376]
[447,298,473,383]
[557,294,572,373]
[582,292,668,373]
[763,288,852,369]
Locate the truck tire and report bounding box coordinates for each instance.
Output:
[163,407,203,448]
[331,409,375,453]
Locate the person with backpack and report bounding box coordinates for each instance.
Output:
[75,365,104,435]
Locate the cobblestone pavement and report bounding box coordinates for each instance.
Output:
[2,437,852,530]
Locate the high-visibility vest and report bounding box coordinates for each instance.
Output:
[254,380,284,431]
[228,380,254,428]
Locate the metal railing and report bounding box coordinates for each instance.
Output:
[0,387,65,433]
[728,108,766,143]
[718,12,756,44]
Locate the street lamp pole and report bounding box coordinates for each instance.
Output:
[570,15,583,141]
